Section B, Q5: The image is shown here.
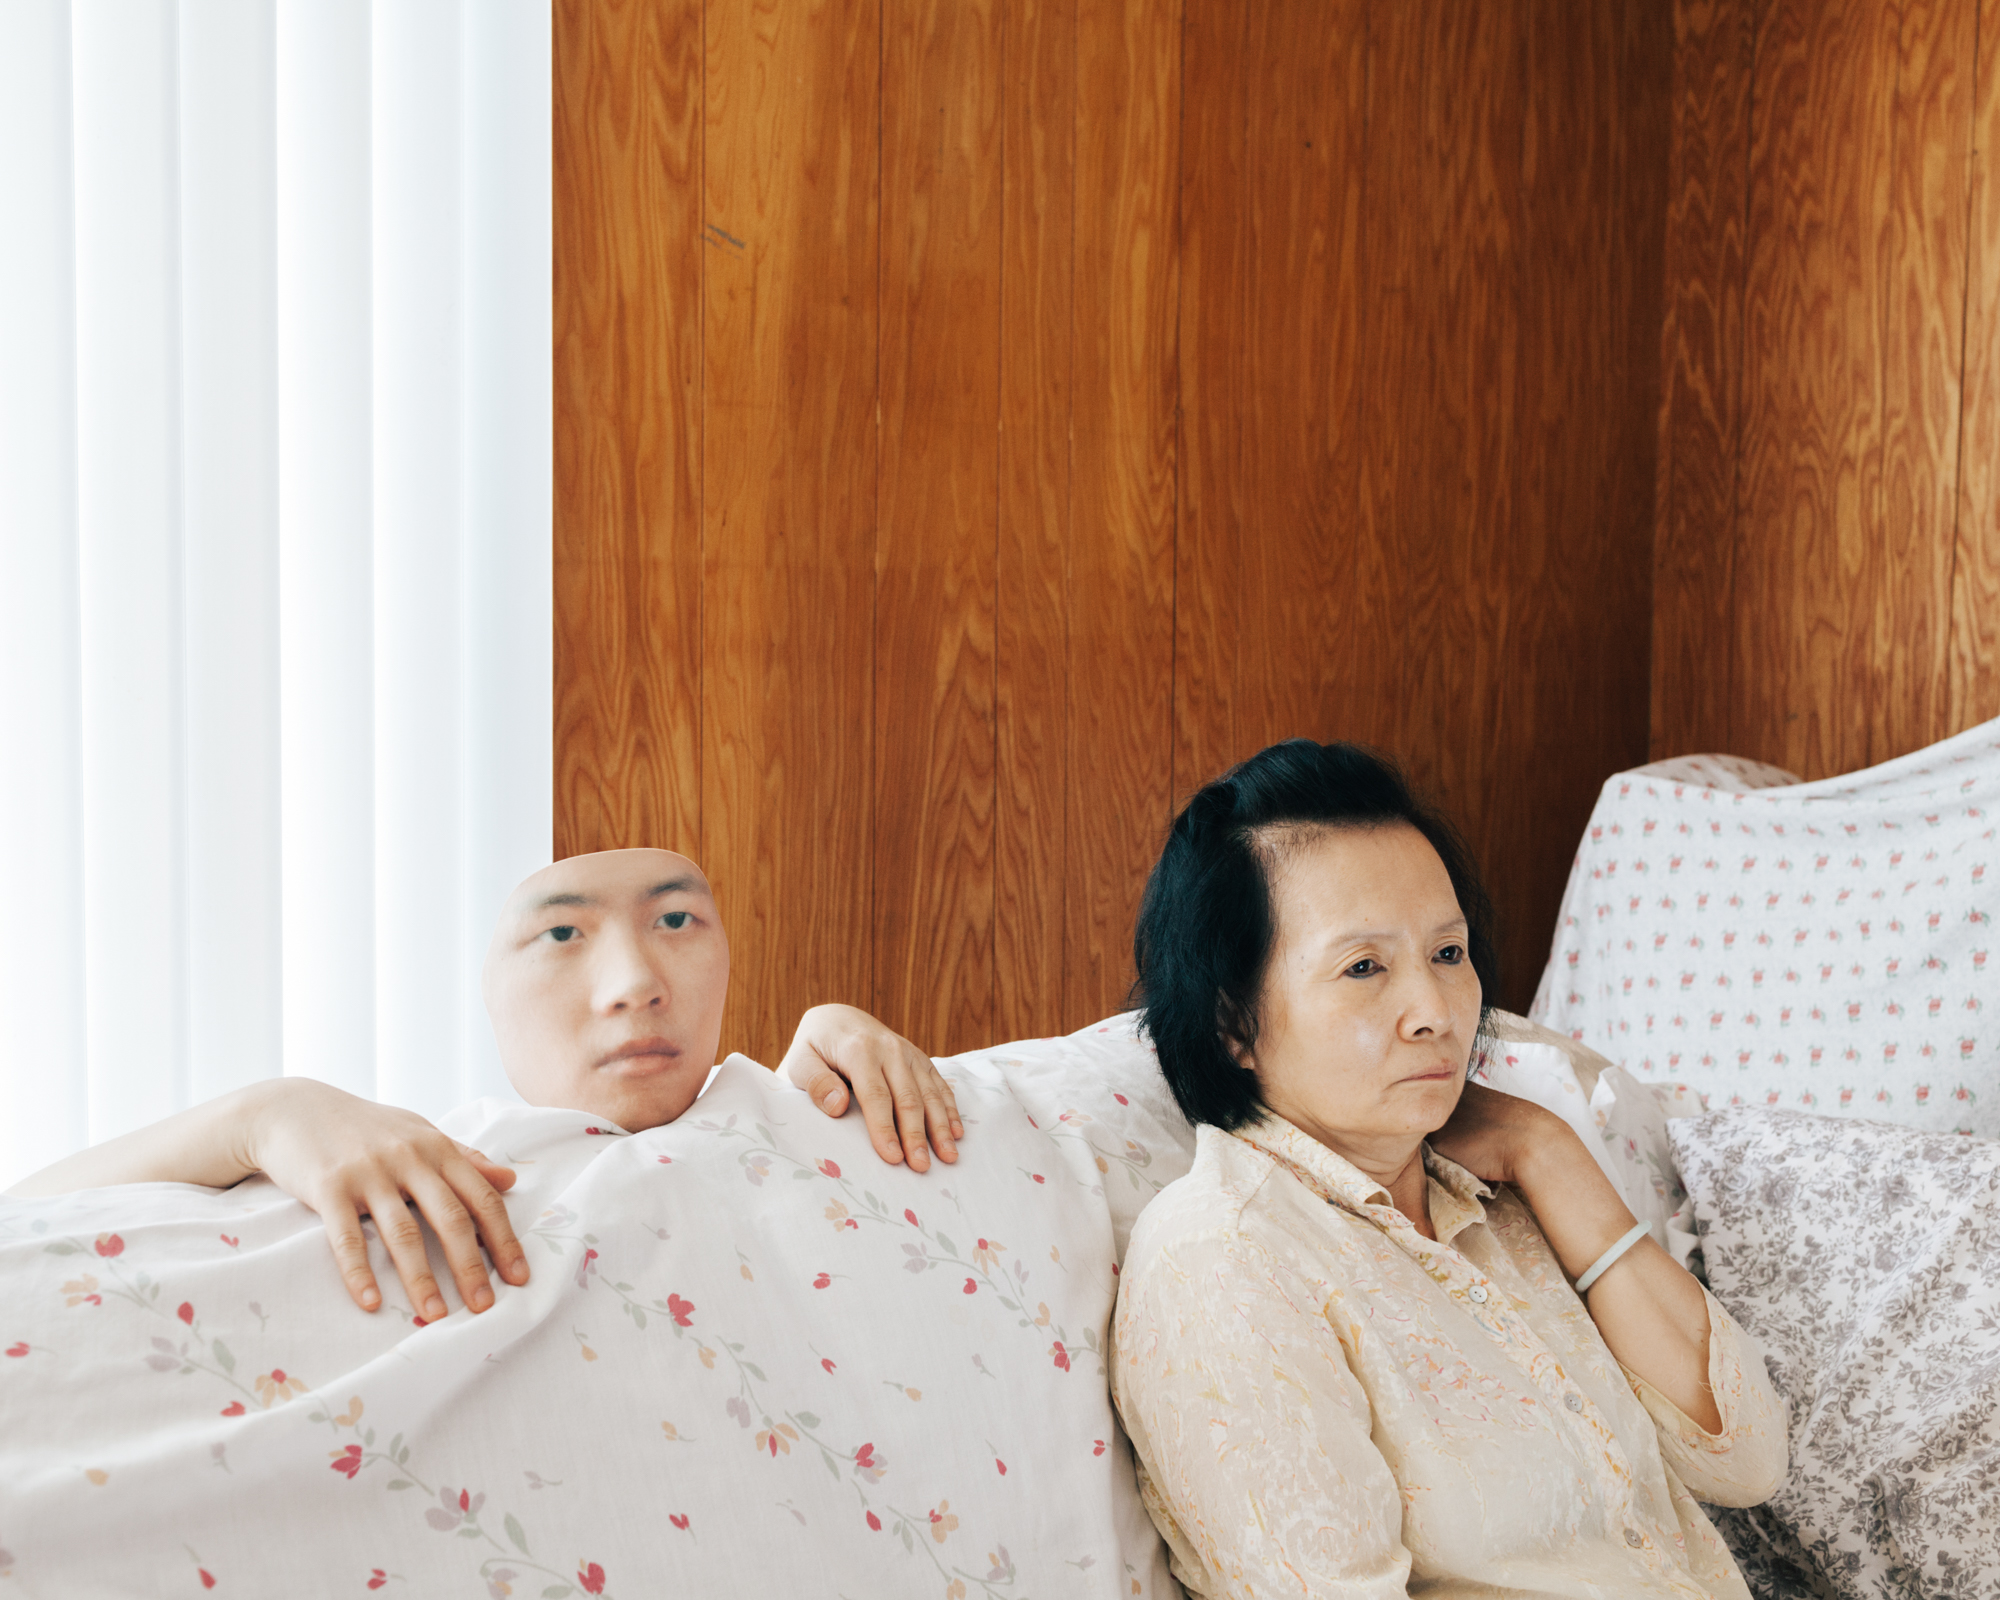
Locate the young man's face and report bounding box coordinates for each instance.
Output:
[482,849,730,1131]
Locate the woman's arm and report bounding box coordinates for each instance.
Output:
[1622,1291,1788,1506]
[1512,1130,1722,1432]
[1434,1084,1722,1432]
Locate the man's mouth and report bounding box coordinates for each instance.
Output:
[598,1038,684,1071]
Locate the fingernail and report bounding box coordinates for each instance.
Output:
[508,1258,529,1282]
[361,1288,380,1310]
[426,1296,447,1321]
[471,1285,493,1312]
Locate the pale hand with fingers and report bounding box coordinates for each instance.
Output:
[246,1080,530,1321]
[780,1003,965,1172]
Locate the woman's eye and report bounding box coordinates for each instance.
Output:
[544,925,581,944]
[658,910,692,930]
[1435,944,1465,964]
[1345,958,1380,978]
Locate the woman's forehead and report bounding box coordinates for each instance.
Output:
[1269,824,1459,929]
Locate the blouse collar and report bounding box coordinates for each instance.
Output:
[1233,1110,1494,1247]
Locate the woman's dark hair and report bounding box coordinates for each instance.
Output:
[1132,739,1497,1130]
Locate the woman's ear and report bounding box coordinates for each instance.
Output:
[1217,1001,1257,1073]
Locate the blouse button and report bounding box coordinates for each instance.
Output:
[1624,1528,1644,1549]
[1564,1392,1584,1413]
[1467,1285,1489,1304]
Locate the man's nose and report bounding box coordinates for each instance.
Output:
[593,927,670,1013]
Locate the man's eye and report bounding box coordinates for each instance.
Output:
[1346,958,1380,978]
[545,925,581,944]
[659,910,692,930]
[1436,944,1465,964]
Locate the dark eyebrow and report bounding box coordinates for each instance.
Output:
[1321,914,1470,949]
[526,877,704,915]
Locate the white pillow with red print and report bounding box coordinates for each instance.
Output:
[1533,718,2000,1136]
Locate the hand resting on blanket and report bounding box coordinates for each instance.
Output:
[7,848,961,1326]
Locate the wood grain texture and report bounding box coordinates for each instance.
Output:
[1500,0,1668,1003]
[555,0,2000,1055]
[1064,0,1181,1028]
[1358,1,1532,993]
[1168,0,1248,802]
[993,0,1075,1043]
[700,0,880,1060]
[1733,0,1972,776]
[1652,0,1756,761]
[872,0,1002,1054]
[1173,1,1370,795]
[1878,0,1974,750]
[552,0,704,859]
[555,0,1684,1056]
[1735,0,1894,778]
[1165,1,1666,1010]
[1952,0,2000,728]
[1658,0,2000,777]
[1238,5,1370,763]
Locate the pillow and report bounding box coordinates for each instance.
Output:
[1670,1108,2000,1599]
[1532,719,2000,1138]
[0,1031,1185,1598]
[945,1013,1195,1263]
[1627,753,1803,792]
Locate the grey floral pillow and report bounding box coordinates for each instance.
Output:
[1670,1109,2000,1599]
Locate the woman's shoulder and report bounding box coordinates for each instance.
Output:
[1120,1123,1287,1287]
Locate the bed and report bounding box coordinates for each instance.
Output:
[4,717,1997,1598]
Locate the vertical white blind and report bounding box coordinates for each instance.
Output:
[0,0,552,1189]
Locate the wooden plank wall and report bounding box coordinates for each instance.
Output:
[555,0,1672,1064]
[1655,0,2000,775]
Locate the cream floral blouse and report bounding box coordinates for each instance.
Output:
[1109,1116,1788,1598]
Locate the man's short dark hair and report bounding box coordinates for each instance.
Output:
[1131,739,1497,1131]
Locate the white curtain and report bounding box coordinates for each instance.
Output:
[0,0,552,1189]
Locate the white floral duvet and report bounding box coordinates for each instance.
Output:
[0,1027,1195,1599]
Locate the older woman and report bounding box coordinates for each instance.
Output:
[1111,741,1785,1599]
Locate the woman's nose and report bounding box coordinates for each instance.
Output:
[1397,961,1453,1038]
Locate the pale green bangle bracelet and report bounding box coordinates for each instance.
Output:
[1573,1220,1652,1294]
